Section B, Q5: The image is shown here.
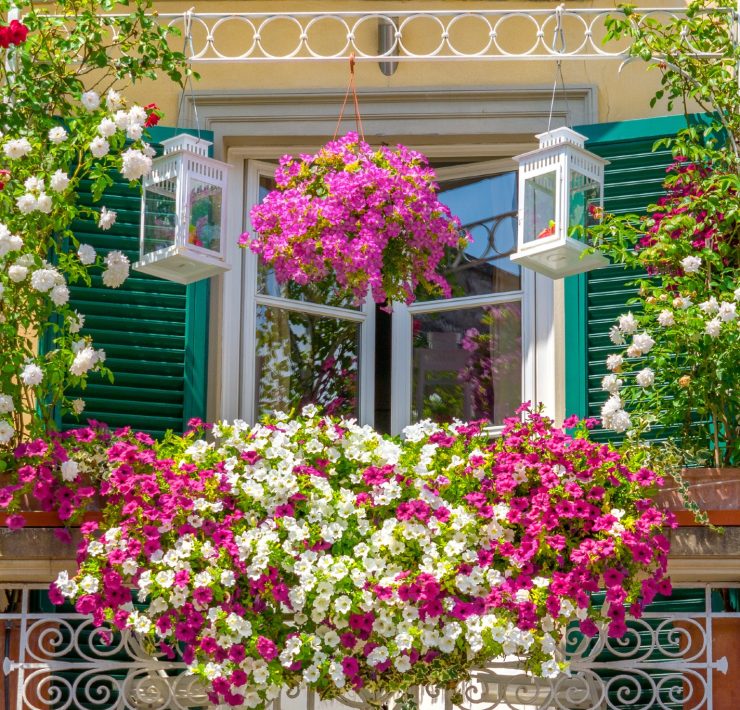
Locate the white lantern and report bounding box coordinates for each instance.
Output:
[511,127,609,279]
[134,134,230,285]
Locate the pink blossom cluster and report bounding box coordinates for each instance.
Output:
[0,422,114,537]
[244,133,469,306]
[40,406,675,708]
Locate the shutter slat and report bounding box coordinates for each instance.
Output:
[62,129,210,437]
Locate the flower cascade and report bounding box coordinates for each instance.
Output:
[244,133,469,306]
[592,161,740,466]
[53,406,673,708]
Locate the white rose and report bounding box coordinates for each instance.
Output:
[601,374,622,395]
[50,284,70,306]
[3,138,32,159]
[0,420,14,444]
[718,301,737,322]
[120,148,152,180]
[657,309,675,327]
[24,176,43,192]
[617,312,638,334]
[128,105,148,127]
[77,244,96,265]
[106,89,124,111]
[16,194,37,214]
[635,368,655,388]
[630,332,655,356]
[605,354,623,372]
[8,264,28,282]
[21,363,43,386]
[89,137,110,159]
[48,126,68,144]
[97,118,117,138]
[98,207,117,231]
[681,255,702,273]
[81,91,101,111]
[0,394,14,414]
[36,193,52,214]
[126,123,143,141]
[68,311,85,334]
[71,398,85,415]
[705,318,721,338]
[50,170,70,193]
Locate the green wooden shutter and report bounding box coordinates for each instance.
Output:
[564,115,693,440]
[63,126,210,437]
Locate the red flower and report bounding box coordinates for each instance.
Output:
[8,20,29,45]
[0,26,10,49]
[144,103,161,127]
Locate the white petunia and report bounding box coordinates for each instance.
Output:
[657,309,675,327]
[220,570,235,587]
[635,368,655,388]
[21,363,43,386]
[606,354,623,372]
[681,255,702,273]
[78,244,96,265]
[48,126,68,144]
[617,312,638,334]
[120,148,152,180]
[705,318,722,338]
[60,460,79,482]
[98,207,117,231]
[89,137,110,159]
[0,420,14,444]
[81,91,100,111]
[50,284,70,306]
[50,170,70,193]
[0,394,13,414]
[3,138,32,159]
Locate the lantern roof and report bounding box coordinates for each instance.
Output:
[513,126,609,167]
[161,134,212,158]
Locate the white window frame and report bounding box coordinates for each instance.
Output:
[218,148,557,429]
[390,158,535,435]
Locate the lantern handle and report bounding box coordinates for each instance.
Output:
[546,4,571,133]
[333,52,366,142]
[175,7,202,141]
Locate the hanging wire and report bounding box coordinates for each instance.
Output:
[547,3,572,132]
[175,7,202,140]
[333,53,365,141]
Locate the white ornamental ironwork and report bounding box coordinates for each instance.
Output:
[40,7,733,64]
[1,584,735,710]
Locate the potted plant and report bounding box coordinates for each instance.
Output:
[590,0,740,524]
[243,132,469,308]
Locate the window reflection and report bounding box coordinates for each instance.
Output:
[421,171,519,300]
[255,305,359,419]
[412,303,521,425]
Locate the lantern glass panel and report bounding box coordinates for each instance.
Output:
[568,171,600,239]
[188,178,222,252]
[523,170,557,244]
[142,181,177,257]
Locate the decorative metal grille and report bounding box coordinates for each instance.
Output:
[1,584,735,710]
[148,7,726,63]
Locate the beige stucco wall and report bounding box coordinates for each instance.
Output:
[128,0,684,131]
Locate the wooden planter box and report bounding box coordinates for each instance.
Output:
[655,467,740,526]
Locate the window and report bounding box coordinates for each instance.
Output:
[235,154,535,433]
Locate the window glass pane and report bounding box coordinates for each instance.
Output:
[255,305,359,419]
[420,171,520,301]
[412,302,521,425]
[523,170,557,244]
[254,173,359,310]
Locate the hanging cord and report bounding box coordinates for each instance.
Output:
[333,53,365,141]
[175,7,202,140]
[546,4,572,132]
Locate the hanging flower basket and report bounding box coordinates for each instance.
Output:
[243,132,469,306]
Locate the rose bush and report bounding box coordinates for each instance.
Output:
[39,406,673,708]
[244,133,469,307]
[0,0,187,452]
